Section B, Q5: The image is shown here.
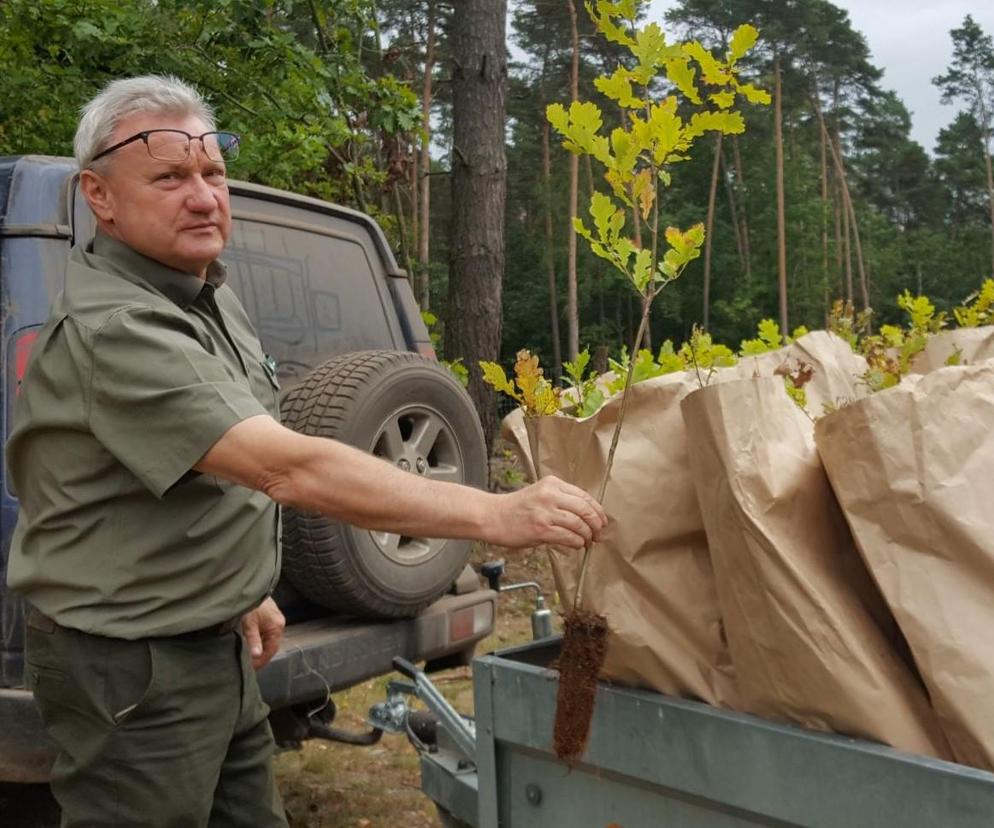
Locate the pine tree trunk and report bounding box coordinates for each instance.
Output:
[845,175,871,313]
[774,54,789,332]
[542,118,563,376]
[719,148,746,275]
[982,119,994,278]
[702,132,723,331]
[826,126,870,312]
[416,0,437,310]
[393,181,413,277]
[446,0,508,453]
[731,134,751,279]
[833,174,843,297]
[812,93,869,312]
[565,0,580,360]
[820,107,830,314]
[842,182,853,305]
[410,138,418,275]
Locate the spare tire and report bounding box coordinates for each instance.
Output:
[280,350,488,618]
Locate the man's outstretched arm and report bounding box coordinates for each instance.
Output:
[195,414,607,550]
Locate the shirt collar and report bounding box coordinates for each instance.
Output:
[90,231,227,309]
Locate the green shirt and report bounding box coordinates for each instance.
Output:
[6,232,282,638]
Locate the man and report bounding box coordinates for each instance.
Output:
[6,75,606,827]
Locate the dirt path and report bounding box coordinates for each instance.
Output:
[274,542,561,828]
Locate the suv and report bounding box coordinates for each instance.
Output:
[0,155,496,783]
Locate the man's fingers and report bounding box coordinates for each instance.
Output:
[242,615,264,659]
[541,483,606,543]
[260,625,282,660]
[555,491,607,540]
[556,482,608,526]
[544,524,587,549]
[552,508,593,546]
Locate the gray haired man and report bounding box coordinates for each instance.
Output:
[7,75,606,826]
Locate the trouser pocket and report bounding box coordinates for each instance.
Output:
[26,622,156,731]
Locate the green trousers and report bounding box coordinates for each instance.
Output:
[25,611,288,827]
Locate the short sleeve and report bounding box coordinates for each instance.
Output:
[89,307,270,498]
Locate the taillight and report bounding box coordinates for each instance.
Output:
[415,342,437,361]
[449,602,494,643]
[14,330,39,395]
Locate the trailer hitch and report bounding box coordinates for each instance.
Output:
[367,657,477,762]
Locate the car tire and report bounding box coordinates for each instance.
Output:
[280,350,487,618]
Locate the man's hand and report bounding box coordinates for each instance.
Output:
[241,596,286,671]
[490,476,608,550]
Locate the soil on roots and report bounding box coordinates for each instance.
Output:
[553,609,608,763]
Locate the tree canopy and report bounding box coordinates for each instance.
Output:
[1,0,992,385]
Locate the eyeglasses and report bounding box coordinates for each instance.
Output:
[90,129,240,164]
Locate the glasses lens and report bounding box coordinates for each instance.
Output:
[202,132,240,162]
[145,131,191,162]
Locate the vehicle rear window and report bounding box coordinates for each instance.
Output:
[224,218,397,387]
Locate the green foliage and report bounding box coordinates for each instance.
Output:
[740,318,783,355]
[954,278,994,327]
[827,301,873,352]
[480,351,561,417]
[897,290,947,333]
[682,325,738,387]
[562,349,606,417]
[606,346,669,393]
[423,310,468,387]
[738,319,811,355]
[501,0,993,375]
[0,0,419,210]
[859,290,951,392]
[445,359,469,387]
[422,310,442,351]
[548,1,767,303]
[494,449,527,490]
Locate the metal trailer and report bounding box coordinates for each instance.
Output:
[385,638,994,828]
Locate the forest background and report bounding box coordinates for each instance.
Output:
[2,0,993,446]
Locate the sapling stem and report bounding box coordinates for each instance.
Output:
[572,285,656,610]
[531,434,561,579]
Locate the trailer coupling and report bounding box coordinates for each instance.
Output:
[367,656,477,762]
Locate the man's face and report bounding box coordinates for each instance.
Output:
[80,111,232,277]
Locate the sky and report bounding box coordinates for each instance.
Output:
[647,0,994,152]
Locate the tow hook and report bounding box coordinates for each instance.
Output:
[269,702,384,749]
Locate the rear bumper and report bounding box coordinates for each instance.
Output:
[0,589,497,783]
[0,688,54,783]
[256,590,497,709]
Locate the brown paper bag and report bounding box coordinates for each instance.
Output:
[500,332,866,707]
[908,326,994,374]
[518,372,739,705]
[815,360,994,769]
[682,377,951,758]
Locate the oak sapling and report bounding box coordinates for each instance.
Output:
[862,291,947,391]
[954,278,994,328]
[543,0,769,763]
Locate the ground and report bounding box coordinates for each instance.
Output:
[274,540,559,828]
